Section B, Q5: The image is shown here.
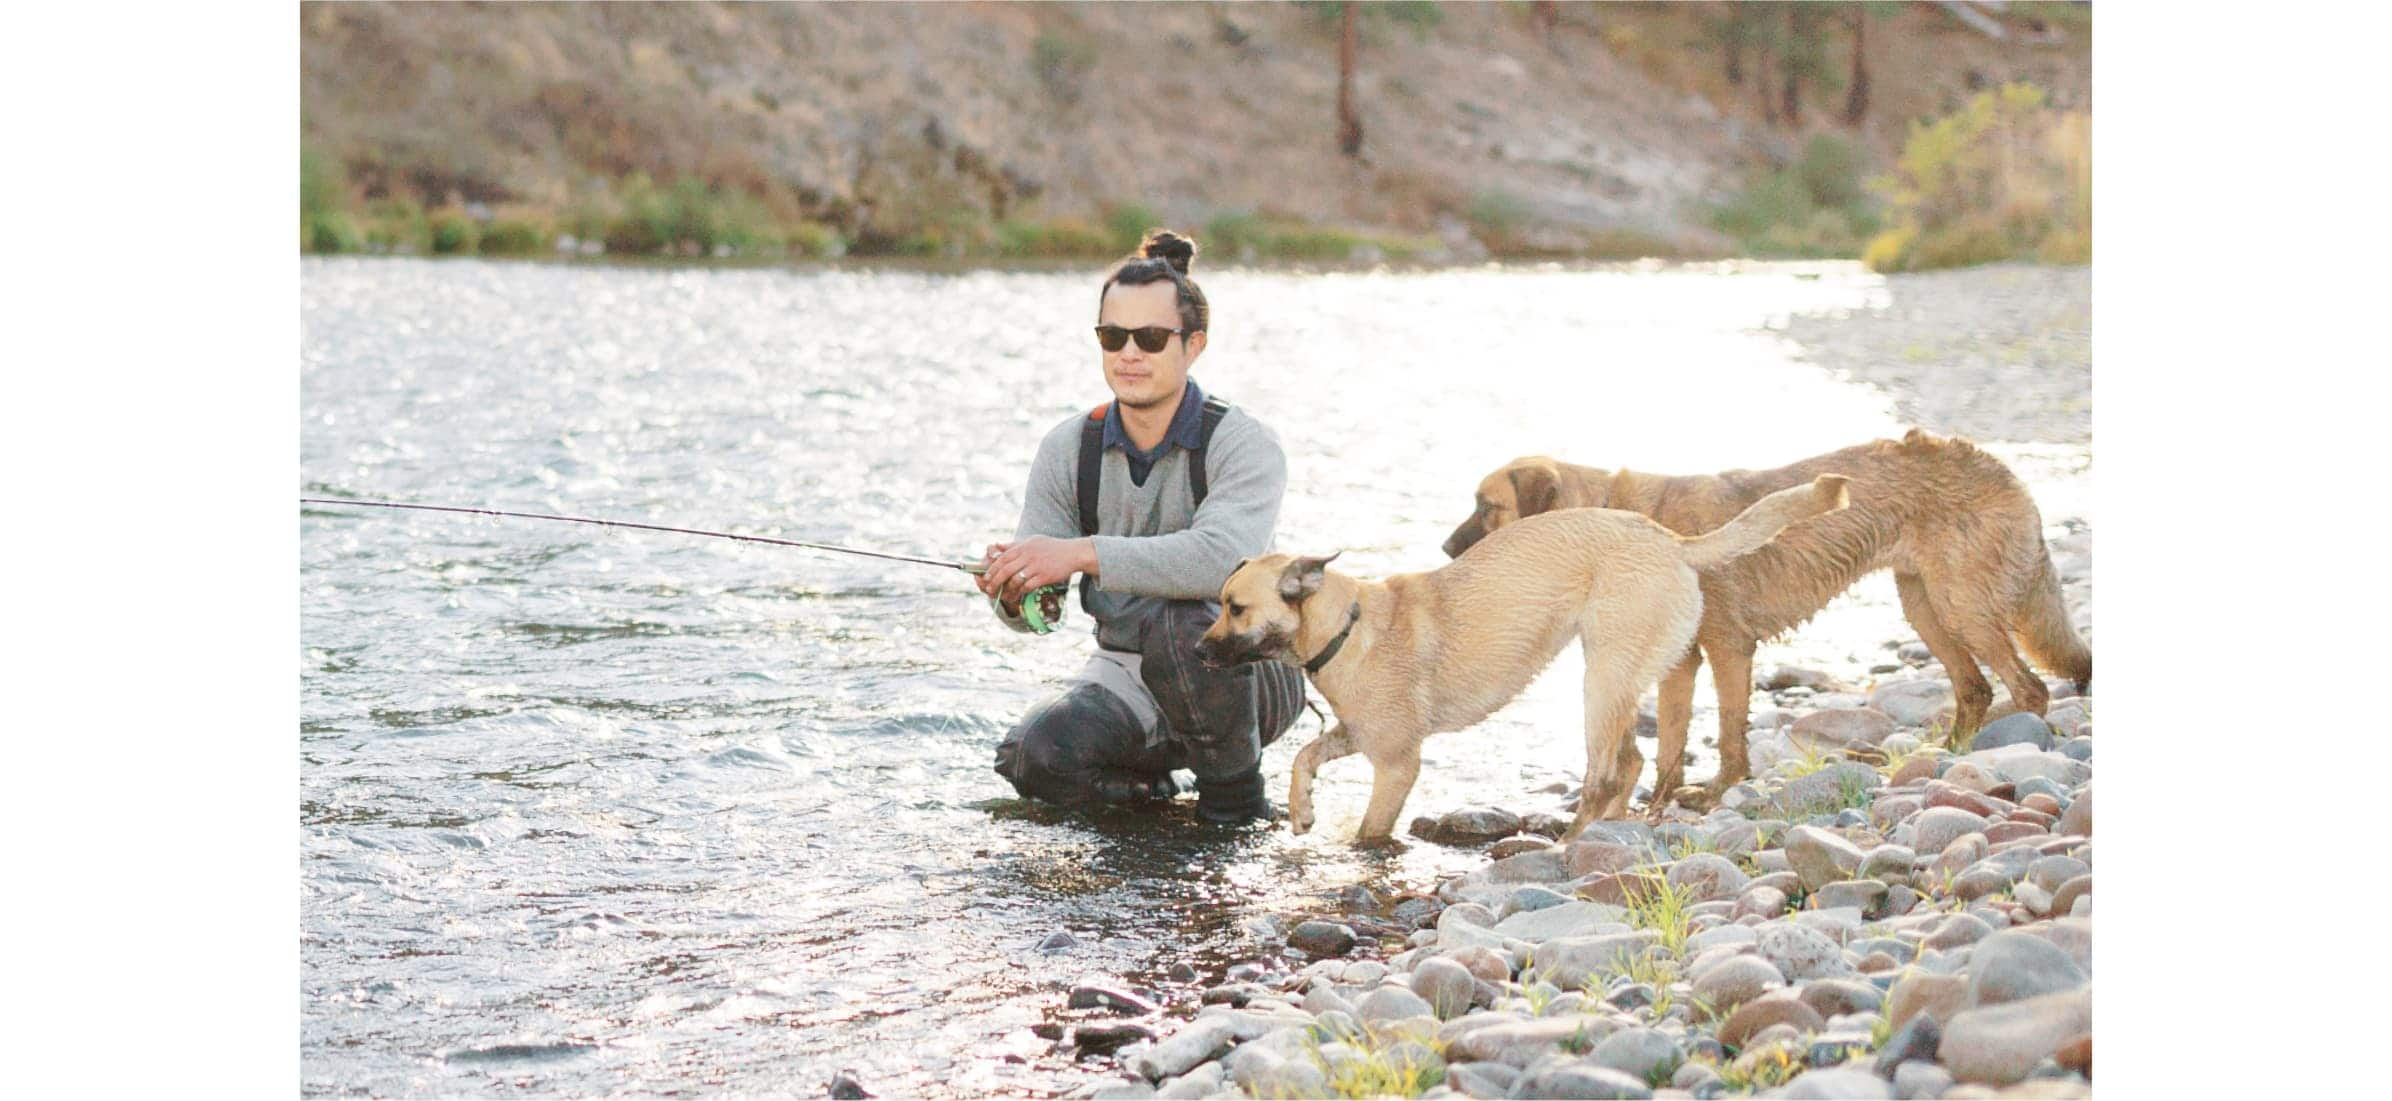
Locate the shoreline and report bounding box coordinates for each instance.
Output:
[999,264,2094,1101]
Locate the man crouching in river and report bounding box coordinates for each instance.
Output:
[976,230,1304,826]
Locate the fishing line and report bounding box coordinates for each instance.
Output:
[299,496,1071,631]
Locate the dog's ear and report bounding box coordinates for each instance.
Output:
[1509,462,1559,517]
[1277,552,1341,604]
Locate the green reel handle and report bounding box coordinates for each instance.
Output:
[1018,582,1070,635]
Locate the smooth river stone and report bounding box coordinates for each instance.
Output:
[1939,988,2093,1085]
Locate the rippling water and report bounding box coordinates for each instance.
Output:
[300,257,2089,1096]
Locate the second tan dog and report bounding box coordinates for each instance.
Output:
[1195,476,1848,843]
[1442,430,2093,806]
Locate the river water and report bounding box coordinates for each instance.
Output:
[299,257,2090,1096]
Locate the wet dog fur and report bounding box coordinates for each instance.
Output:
[1442,429,2092,804]
[1197,476,1849,843]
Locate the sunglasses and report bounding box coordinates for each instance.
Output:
[1094,323,1186,354]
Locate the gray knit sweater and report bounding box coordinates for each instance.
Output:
[993,401,1286,652]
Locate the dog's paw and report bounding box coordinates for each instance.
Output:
[1287,809,1313,835]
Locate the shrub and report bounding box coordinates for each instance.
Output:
[1102,203,1162,251]
[995,216,1113,258]
[427,208,479,255]
[1710,133,1881,258]
[477,219,549,255]
[783,220,845,258]
[1864,83,2091,272]
[359,197,428,253]
[305,211,363,254]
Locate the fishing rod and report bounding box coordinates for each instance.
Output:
[298,496,1071,632]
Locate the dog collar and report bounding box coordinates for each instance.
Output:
[1303,602,1362,675]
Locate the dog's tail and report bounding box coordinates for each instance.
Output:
[2017,552,2093,693]
[1676,475,1851,571]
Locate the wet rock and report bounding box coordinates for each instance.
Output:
[1780,1067,1892,1098]
[1412,957,1478,1020]
[1421,806,1523,845]
[1894,1060,1954,1100]
[1969,713,2055,753]
[1489,836,1553,860]
[1165,962,1198,983]
[828,1069,874,1099]
[1874,1012,1942,1075]
[1512,1060,1654,1100]
[1716,991,1825,1049]
[1939,988,2092,1085]
[1288,921,1357,958]
[1069,980,1161,1015]
[1790,708,1896,749]
[1757,922,1850,981]
[1038,930,1080,952]
[1072,1021,1159,1054]
[1784,825,1869,891]
[1392,896,1445,929]
[1591,1026,1684,1082]
[1336,884,1384,913]
[1125,1017,1237,1081]
[1667,853,1751,902]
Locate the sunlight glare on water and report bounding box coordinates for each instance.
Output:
[300,258,2084,1097]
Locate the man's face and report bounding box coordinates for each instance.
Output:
[1097,280,1205,410]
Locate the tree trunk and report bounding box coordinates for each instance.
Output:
[1843,9,1871,125]
[1337,2,1362,157]
[1780,4,1801,126]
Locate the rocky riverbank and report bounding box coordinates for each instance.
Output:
[1018,581,2093,1099]
[1781,264,2092,447]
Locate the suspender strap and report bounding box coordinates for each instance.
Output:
[1075,395,1233,536]
[1188,395,1231,509]
[1076,404,1107,537]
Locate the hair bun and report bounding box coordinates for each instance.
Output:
[1140,229,1197,273]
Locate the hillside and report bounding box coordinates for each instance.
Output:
[299,1,2090,259]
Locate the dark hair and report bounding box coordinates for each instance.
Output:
[1098,229,1209,334]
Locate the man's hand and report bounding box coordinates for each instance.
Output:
[982,536,1097,603]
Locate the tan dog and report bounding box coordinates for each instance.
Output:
[1442,430,2092,804]
[1196,476,1849,843]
